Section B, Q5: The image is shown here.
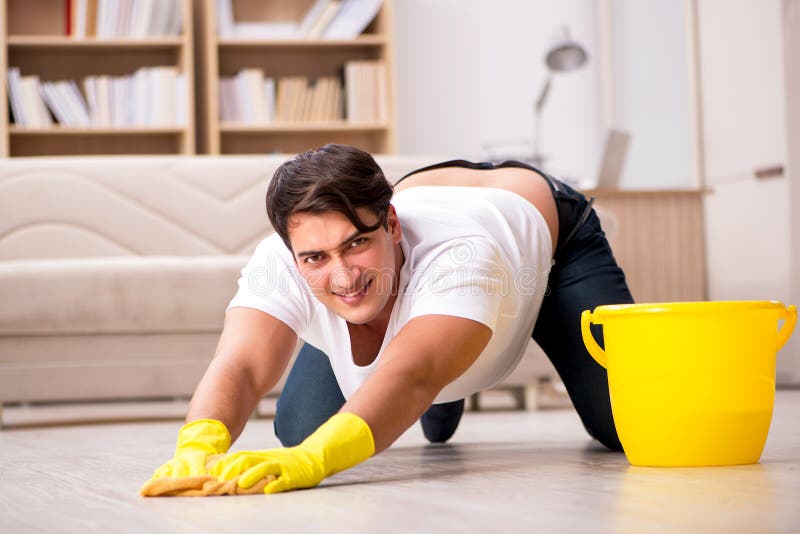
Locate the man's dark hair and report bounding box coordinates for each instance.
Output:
[266,144,394,251]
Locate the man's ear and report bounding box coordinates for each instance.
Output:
[387,204,402,244]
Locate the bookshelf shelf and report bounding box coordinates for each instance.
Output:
[199,0,396,155]
[217,35,386,50]
[7,36,186,50]
[220,121,388,133]
[9,126,186,135]
[1,0,195,157]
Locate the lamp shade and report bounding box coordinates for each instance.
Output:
[545,41,588,72]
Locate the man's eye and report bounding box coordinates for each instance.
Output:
[304,255,322,264]
[350,238,367,248]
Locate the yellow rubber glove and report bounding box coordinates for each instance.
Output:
[209,412,374,494]
[149,419,232,479]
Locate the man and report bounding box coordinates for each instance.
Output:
[141,144,634,496]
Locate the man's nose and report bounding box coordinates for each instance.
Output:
[329,256,362,290]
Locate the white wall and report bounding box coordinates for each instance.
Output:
[696,0,796,383]
[606,0,696,189]
[393,0,603,184]
[784,0,800,383]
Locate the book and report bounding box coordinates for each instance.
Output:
[234,22,298,39]
[67,80,92,126]
[66,0,72,35]
[129,0,150,38]
[242,68,269,123]
[300,80,315,121]
[168,0,183,36]
[148,66,175,125]
[218,77,236,122]
[216,0,235,38]
[343,60,386,122]
[263,78,276,123]
[72,0,87,38]
[175,74,187,126]
[96,75,112,126]
[149,0,171,36]
[112,76,122,125]
[328,78,344,120]
[19,75,53,128]
[39,84,64,125]
[7,68,27,126]
[308,78,325,121]
[375,61,388,122]
[275,78,289,122]
[83,77,97,125]
[233,71,251,123]
[86,0,99,37]
[99,0,118,39]
[306,0,341,39]
[116,0,132,38]
[322,0,382,39]
[299,0,332,38]
[217,78,228,121]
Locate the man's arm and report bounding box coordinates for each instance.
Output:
[342,314,492,453]
[203,313,490,494]
[186,307,298,443]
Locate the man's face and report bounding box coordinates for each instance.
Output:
[287,206,402,326]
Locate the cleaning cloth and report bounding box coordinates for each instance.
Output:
[140,455,276,497]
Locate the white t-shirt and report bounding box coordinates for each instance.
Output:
[228,185,553,403]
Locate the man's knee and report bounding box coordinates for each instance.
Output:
[273,392,321,447]
[273,407,311,447]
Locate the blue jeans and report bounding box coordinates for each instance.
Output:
[274,169,633,451]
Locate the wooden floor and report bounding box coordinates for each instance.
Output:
[1,391,799,534]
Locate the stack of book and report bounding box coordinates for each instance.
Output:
[344,60,388,123]
[219,69,276,124]
[7,66,187,128]
[275,77,343,122]
[216,0,382,40]
[219,70,343,124]
[6,69,53,128]
[69,0,183,38]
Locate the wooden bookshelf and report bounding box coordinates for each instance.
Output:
[197,0,396,155]
[1,0,195,157]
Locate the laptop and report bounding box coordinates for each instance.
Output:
[595,129,631,189]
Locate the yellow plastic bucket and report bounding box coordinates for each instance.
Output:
[581,301,797,467]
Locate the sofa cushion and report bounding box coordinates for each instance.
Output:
[0,256,246,335]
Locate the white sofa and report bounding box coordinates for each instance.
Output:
[0,155,558,425]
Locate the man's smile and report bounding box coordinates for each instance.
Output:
[333,279,373,300]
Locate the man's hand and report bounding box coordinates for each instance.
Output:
[209,447,325,494]
[147,419,231,480]
[209,412,374,494]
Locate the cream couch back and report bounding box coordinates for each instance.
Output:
[0,155,438,260]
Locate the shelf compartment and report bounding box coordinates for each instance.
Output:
[9,130,186,156]
[220,128,390,155]
[9,48,183,81]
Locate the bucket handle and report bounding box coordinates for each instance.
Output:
[581,310,607,368]
[778,304,797,351]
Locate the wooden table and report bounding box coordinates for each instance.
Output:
[583,188,708,303]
